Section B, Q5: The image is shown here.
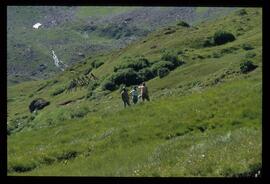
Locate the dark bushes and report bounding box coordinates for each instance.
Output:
[158,68,170,78]
[111,68,142,86]
[204,31,236,47]
[177,21,190,27]
[240,61,258,73]
[102,80,117,91]
[138,68,155,81]
[103,53,184,91]
[213,31,236,45]
[114,57,150,72]
[151,61,174,75]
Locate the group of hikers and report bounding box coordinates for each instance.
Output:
[120,82,150,108]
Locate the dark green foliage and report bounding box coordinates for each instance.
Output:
[114,57,150,72]
[111,68,142,86]
[213,31,236,45]
[240,61,258,74]
[138,67,155,81]
[70,107,89,119]
[50,87,66,96]
[157,68,170,78]
[151,61,174,75]
[241,43,254,50]
[87,80,99,91]
[102,80,117,91]
[177,21,190,27]
[161,52,178,64]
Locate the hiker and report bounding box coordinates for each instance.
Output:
[130,86,138,104]
[121,86,130,108]
[138,82,150,102]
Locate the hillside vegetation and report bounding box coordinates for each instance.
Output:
[7,8,262,176]
[7,6,235,85]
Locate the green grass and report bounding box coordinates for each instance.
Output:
[76,6,139,19]
[7,8,262,176]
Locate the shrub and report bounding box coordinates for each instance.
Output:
[177,21,190,27]
[203,37,215,47]
[102,80,117,91]
[138,67,155,81]
[241,43,254,50]
[70,107,89,119]
[50,87,66,96]
[213,31,236,45]
[111,68,142,86]
[114,57,150,72]
[161,52,179,64]
[151,61,174,75]
[157,68,170,78]
[240,61,258,73]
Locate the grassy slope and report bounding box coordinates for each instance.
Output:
[7,8,262,176]
[7,7,235,85]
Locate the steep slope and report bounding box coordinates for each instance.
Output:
[7,8,262,176]
[7,6,236,85]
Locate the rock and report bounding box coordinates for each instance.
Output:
[77,52,85,57]
[29,98,50,113]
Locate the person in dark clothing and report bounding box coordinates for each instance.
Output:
[121,87,130,108]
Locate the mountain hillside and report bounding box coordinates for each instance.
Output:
[7,6,236,85]
[7,8,261,176]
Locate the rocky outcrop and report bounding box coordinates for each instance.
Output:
[29,98,50,113]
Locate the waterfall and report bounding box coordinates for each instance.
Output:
[51,50,67,71]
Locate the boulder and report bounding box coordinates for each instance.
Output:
[29,98,50,113]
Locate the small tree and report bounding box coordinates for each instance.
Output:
[157,68,170,78]
[240,61,257,74]
[177,21,190,27]
[102,80,116,91]
[213,31,236,45]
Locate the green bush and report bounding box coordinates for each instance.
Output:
[102,80,117,91]
[138,67,155,81]
[151,61,174,75]
[161,51,184,67]
[213,31,236,45]
[240,61,258,74]
[70,107,89,119]
[111,68,142,86]
[87,80,99,91]
[161,52,178,64]
[157,68,170,78]
[177,21,190,27]
[114,57,150,72]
